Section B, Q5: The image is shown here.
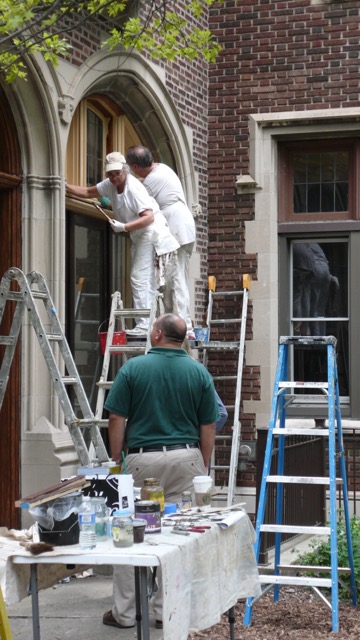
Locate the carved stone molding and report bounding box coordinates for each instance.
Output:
[58,95,74,125]
[236,174,261,195]
[191,203,202,219]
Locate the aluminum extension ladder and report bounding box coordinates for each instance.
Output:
[196,274,250,506]
[0,587,12,640]
[94,290,165,425]
[244,336,357,633]
[0,267,109,467]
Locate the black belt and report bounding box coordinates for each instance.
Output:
[127,443,199,454]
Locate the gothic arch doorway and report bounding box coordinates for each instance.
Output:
[0,86,22,527]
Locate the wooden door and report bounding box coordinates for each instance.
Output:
[0,87,22,528]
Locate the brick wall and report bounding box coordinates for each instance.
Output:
[208,0,360,486]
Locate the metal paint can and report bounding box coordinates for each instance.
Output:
[134,500,161,534]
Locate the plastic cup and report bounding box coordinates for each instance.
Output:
[193,475,213,507]
[132,518,147,543]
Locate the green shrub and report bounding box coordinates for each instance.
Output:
[293,514,360,599]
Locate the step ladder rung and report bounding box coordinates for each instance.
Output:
[209,318,241,325]
[278,381,328,389]
[277,564,351,574]
[197,341,240,350]
[213,375,238,381]
[212,464,231,471]
[109,345,146,354]
[211,290,244,296]
[114,309,150,318]
[266,475,342,485]
[97,380,113,389]
[61,376,80,385]
[273,427,329,436]
[30,291,48,299]
[0,336,15,345]
[46,334,63,341]
[260,524,330,535]
[259,575,332,588]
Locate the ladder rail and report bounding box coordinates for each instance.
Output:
[0,268,109,466]
[244,336,357,632]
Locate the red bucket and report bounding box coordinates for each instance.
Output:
[99,329,126,355]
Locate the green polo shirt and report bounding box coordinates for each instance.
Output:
[104,347,219,448]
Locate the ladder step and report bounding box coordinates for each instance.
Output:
[61,376,79,385]
[277,564,351,574]
[258,575,332,588]
[279,381,328,390]
[260,524,330,535]
[109,345,146,354]
[213,375,238,381]
[0,336,15,345]
[97,381,113,389]
[30,291,48,299]
[114,309,150,318]
[46,334,63,341]
[211,290,244,296]
[266,475,342,485]
[273,428,329,436]
[209,319,241,325]
[197,341,240,350]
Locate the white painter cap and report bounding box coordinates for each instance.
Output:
[105,152,126,172]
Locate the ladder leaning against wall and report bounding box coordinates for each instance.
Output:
[194,274,251,506]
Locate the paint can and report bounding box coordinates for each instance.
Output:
[134,500,161,534]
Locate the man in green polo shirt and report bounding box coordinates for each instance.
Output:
[102,313,218,630]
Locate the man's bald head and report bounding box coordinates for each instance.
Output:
[151,313,187,346]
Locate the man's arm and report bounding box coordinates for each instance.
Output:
[108,413,126,463]
[199,423,216,469]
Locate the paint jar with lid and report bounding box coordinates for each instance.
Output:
[112,508,133,547]
[140,478,165,514]
[180,491,192,511]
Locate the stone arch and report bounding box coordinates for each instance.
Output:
[67,51,198,205]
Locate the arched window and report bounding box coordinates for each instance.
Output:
[66,96,140,410]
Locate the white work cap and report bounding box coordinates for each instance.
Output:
[105,152,126,172]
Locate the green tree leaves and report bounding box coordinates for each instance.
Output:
[0,0,223,82]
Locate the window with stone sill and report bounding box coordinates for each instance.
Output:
[278,139,359,223]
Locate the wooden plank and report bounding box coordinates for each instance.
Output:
[15,476,90,508]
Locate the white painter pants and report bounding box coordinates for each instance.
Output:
[130,237,156,329]
[156,243,193,331]
[111,447,207,626]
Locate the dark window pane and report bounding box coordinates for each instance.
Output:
[294,184,307,213]
[335,183,348,211]
[307,184,321,212]
[293,154,307,183]
[321,183,334,211]
[307,154,321,182]
[292,151,349,213]
[87,109,103,186]
[335,152,349,181]
[291,240,348,395]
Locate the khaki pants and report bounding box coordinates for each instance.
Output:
[112,446,207,626]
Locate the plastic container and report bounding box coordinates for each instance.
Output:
[33,491,82,546]
[91,496,107,540]
[78,497,96,549]
[112,508,133,547]
[140,478,165,514]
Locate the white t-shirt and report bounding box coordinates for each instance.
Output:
[97,173,179,255]
[142,164,196,246]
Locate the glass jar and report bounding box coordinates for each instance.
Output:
[140,478,165,514]
[181,491,192,511]
[112,508,133,547]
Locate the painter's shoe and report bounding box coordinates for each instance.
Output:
[125,327,147,336]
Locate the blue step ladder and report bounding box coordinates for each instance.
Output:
[244,336,357,633]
